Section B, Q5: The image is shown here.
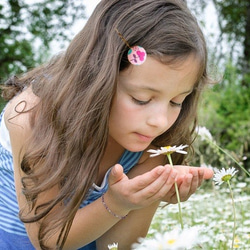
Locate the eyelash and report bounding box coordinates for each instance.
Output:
[170,100,182,108]
[132,97,182,108]
[132,97,151,105]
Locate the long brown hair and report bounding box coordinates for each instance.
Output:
[1,0,209,248]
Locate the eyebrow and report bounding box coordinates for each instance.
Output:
[136,86,193,95]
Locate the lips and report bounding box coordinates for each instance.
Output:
[135,132,155,142]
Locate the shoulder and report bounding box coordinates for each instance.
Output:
[5,86,39,132]
[4,86,40,161]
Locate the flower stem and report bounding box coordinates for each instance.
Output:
[227,180,236,250]
[167,154,184,230]
[213,142,250,177]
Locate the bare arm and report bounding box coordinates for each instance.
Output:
[96,154,168,249]
[6,93,178,249]
[96,201,160,250]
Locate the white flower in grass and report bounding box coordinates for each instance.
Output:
[147,145,188,157]
[132,227,200,250]
[108,242,118,250]
[213,167,238,185]
[195,126,213,141]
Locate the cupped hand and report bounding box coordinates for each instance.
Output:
[161,165,214,204]
[106,164,178,215]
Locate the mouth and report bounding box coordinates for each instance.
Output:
[135,132,155,142]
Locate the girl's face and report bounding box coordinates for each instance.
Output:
[109,55,200,152]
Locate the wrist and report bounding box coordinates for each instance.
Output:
[101,192,130,219]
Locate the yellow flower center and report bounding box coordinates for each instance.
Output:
[163,146,173,155]
[167,239,176,245]
[221,174,232,182]
[234,237,240,243]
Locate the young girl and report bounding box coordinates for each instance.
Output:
[0,0,214,249]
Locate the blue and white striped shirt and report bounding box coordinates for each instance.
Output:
[0,109,143,249]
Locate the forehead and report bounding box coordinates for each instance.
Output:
[118,55,200,92]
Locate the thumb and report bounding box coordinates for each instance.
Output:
[109,164,124,186]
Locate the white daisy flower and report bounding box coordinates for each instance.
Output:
[195,126,213,141]
[132,226,201,250]
[147,145,188,157]
[213,167,238,185]
[108,242,118,250]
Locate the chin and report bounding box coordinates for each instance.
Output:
[125,143,151,152]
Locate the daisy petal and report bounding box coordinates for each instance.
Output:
[147,145,188,157]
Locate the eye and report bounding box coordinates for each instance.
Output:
[170,100,182,108]
[132,97,151,105]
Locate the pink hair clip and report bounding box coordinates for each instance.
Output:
[116,29,147,65]
[127,46,147,65]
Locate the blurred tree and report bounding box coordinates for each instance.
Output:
[212,0,250,86]
[188,0,249,82]
[187,0,250,170]
[0,0,86,80]
[197,62,250,170]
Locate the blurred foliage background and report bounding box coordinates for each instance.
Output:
[187,0,250,174]
[0,0,249,172]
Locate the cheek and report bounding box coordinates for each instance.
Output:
[112,95,141,120]
[109,97,134,127]
[168,110,181,128]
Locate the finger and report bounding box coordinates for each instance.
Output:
[130,165,166,191]
[189,168,203,188]
[166,184,179,204]
[187,166,214,180]
[197,168,204,187]
[164,182,177,201]
[188,170,200,194]
[142,166,178,200]
[175,174,185,186]
[148,166,178,199]
[201,167,214,179]
[177,173,194,202]
[170,170,202,203]
[109,164,125,186]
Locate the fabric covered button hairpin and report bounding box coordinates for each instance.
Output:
[127,46,147,65]
[116,28,147,65]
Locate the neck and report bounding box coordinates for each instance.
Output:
[96,136,124,186]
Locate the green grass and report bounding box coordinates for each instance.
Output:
[147,178,250,249]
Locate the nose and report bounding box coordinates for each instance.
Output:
[146,106,169,131]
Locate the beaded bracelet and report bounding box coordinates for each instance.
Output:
[101,193,128,220]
